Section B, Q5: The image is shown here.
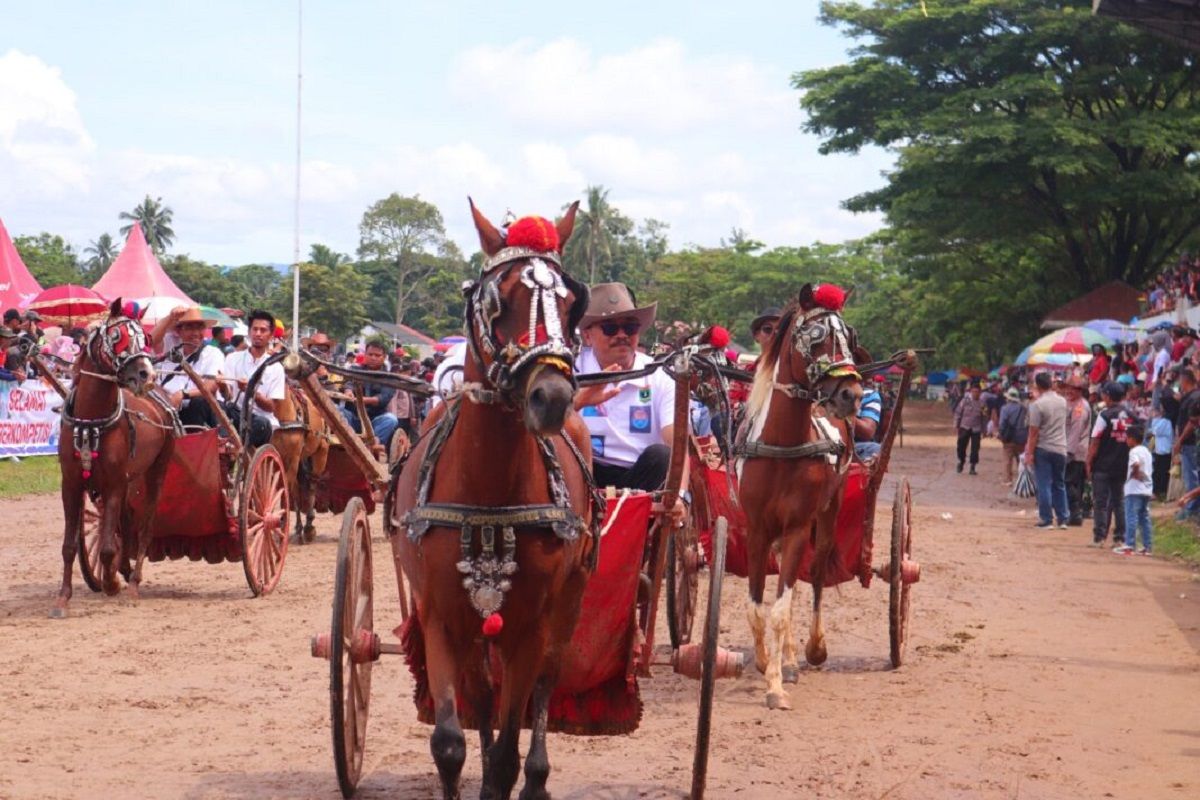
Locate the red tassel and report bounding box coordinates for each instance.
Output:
[81,470,91,479]
[704,325,730,349]
[90,451,99,458]
[73,451,80,459]
[505,217,559,253]
[813,284,847,312]
[482,612,504,637]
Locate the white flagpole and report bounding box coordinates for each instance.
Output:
[291,0,303,349]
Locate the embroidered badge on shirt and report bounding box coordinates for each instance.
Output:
[591,435,605,457]
[638,386,651,403]
[629,405,651,433]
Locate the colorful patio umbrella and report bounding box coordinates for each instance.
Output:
[1027,351,1084,367]
[1013,345,1033,366]
[434,334,467,353]
[198,304,237,328]
[1028,326,1114,356]
[26,284,109,327]
[1083,318,1139,344]
[134,295,196,324]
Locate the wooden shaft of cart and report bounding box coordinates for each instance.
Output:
[352,384,376,448]
[292,365,389,489]
[869,351,918,499]
[177,356,244,454]
[27,353,68,399]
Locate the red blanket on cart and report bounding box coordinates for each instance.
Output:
[698,461,872,587]
[403,493,653,735]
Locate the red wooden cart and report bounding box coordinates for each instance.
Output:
[59,353,294,597]
[688,355,922,667]
[308,349,744,799]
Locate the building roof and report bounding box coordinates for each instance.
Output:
[92,223,194,304]
[1040,280,1143,329]
[0,218,44,310]
[1094,0,1200,50]
[364,320,437,346]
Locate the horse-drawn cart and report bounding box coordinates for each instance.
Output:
[691,353,922,667]
[308,343,744,799]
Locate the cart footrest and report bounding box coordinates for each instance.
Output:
[672,643,745,680]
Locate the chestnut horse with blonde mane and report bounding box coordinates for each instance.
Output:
[391,200,597,800]
[52,299,177,618]
[272,384,330,542]
[737,283,866,709]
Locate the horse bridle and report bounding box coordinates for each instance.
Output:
[773,307,861,404]
[84,316,150,378]
[463,246,588,401]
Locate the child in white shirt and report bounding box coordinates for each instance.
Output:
[1118,425,1153,555]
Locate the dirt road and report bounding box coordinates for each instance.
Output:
[2,401,1198,799]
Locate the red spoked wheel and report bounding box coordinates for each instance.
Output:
[889,477,916,668]
[691,515,728,800]
[240,444,291,596]
[330,497,374,798]
[77,492,103,593]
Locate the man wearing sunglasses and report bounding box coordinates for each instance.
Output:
[575,282,678,493]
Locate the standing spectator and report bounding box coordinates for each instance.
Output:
[1086,344,1110,394]
[1117,425,1154,556]
[1150,331,1172,409]
[1087,382,1132,546]
[1062,376,1092,526]
[953,383,986,475]
[997,388,1028,484]
[1025,372,1070,529]
[1171,369,1200,520]
[1148,405,1174,499]
[982,383,1004,437]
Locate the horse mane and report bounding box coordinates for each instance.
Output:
[746,302,799,421]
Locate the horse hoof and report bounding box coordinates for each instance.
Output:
[782,665,799,684]
[766,692,792,711]
[303,525,317,543]
[805,643,828,666]
[49,606,68,619]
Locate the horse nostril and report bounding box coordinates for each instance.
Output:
[529,387,547,409]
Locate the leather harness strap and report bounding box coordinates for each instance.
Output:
[734,438,844,460]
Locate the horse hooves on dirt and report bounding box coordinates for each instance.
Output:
[48,606,67,619]
[805,644,828,667]
[766,691,792,711]
[782,665,799,684]
[303,525,317,543]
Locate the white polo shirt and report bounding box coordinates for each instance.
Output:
[160,344,224,396]
[223,348,286,428]
[576,348,676,468]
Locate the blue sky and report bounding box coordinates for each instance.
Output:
[1,1,893,265]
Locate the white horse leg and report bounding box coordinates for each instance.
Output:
[765,586,793,710]
[781,582,800,667]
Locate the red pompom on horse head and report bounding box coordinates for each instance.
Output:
[482,612,504,637]
[813,284,848,312]
[505,216,560,253]
[703,325,731,349]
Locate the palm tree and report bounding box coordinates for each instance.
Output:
[82,233,120,281]
[119,195,176,254]
[565,185,615,284]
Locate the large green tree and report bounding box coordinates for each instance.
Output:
[161,255,249,308]
[82,233,120,283]
[270,261,370,339]
[796,0,1200,364]
[13,233,82,288]
[357,193,449,324]
[226,263,284,300]
[119,195,176,254]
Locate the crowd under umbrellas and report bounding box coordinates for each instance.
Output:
[945,315,1200,558]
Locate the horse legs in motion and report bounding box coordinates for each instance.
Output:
[273,387,329,543]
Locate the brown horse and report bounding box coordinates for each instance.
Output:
[736,283,865,709]
[392,200,596,800]
[52,299,177,618]
[272,381,330,542]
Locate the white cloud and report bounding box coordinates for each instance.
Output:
[450,37,792,134]
[0,50,94,199]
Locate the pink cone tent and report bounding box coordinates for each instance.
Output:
[92,223,194,304]
[0,218,45,311]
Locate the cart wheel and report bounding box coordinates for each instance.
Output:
[77,493,103,593]
[889,477,914,669]
[331,497,374,798]
[240,444,291,596]
[666,521,699,648]
[691,515,728,800]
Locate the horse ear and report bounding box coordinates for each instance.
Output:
[556,201,580,251]
[563,272,590,342]
[797,283,815,309]
[843,285,855,304]
[109,297,122,317]
[468,197,505,257]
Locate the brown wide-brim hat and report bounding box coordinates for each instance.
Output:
[750,307,782,335]
[174,307,217,327]
[579,282,657,331]
[301,331,337,348]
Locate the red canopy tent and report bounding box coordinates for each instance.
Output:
[92,223,194,304]
[0,217,45,311]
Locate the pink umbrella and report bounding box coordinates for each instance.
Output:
[26,284,109,327]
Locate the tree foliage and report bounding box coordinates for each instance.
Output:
[119,195,176,254]
[357,193,450,323]
[13,233,83,288]
[270,261,369,339]
[82,233,120,283]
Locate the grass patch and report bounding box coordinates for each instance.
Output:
[1151,518,1200,568]
[0,455,61,497]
